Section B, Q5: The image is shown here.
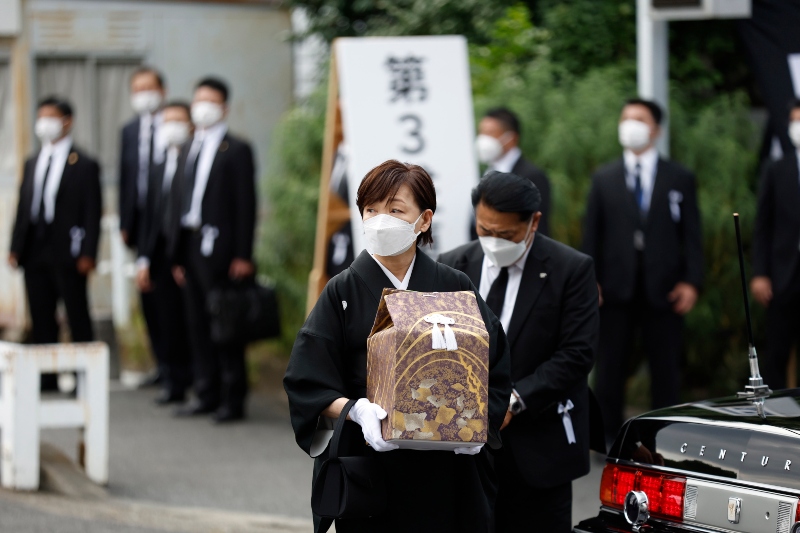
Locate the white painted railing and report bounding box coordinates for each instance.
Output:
[0,341,109,490]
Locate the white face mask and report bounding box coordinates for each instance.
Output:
[35,117,64,143]
[475,134,506,164]
[131,90,163,115]
[618,119,652,151]
[789,120,800,148]
[363,213,423,257]
[478,221,533,268]
[191,101,224,129]
[161,121,191,147]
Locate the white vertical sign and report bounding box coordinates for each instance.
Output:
[336,36,478,256]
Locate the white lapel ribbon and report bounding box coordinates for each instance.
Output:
[668,190,683,223]
[424,314,458,351]
[200,225,219,257]
[69,226,85,258]
[558,400,577,444]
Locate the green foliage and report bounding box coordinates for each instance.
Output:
[287,0,515,44]
[257,86,326,347]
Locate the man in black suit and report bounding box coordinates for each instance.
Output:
[9,97,102,347]
[120,66,168,386]
[475,107,551,235]
[439,172,598,533]
[136,101,194,405]
[169,77,256,423]
[751,99,800,389]
[582,98,703,442]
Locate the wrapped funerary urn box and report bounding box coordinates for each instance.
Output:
[366,289,490,450]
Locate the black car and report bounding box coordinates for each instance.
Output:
[574,390,800,533]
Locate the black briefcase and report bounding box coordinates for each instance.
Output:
[311,399,387,520]
[207,279,281,345]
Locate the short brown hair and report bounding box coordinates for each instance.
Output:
[356,160,437,247]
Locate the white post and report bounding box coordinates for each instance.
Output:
[0,349,40,490]
[637,0,670,157]
[79,344,109,485]
[105,215,131,327]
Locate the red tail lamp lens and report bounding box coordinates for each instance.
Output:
[600,464,686,520]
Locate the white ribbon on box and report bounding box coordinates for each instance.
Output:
[558,400,577,444]
[424,314,458,351]
[668,190,683,223]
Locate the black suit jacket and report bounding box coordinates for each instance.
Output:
[438,235,598,488]
[138,155,176,264]
[753,152,800,296]
[10,146,102,267]
[168,132,257,277]
[119,117,141,245]
[511,155,552,236]
[582,157,703,308]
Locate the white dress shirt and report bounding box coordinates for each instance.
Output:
[137,112,165,208]
[181,122,228,229]
[372,253,416,290]
[31,135,72,224]
[623,146,659,213]
[489,146,522,173]
[478,238,533,333]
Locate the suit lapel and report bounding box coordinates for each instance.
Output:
[505,237,550,348]
[612,159,639,225]
[453,241,484,287]
[646,159,670,229]
[55,146,79,202]
[205,133,229,191]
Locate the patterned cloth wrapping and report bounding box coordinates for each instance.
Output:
[367,289,490,449]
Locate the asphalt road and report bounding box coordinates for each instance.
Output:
[0,383,605,531]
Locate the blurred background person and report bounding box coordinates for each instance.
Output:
[120,66,168,387]
[136,100,194,405]
[751,98,800,390]
[8,97,102,387]
[582,98,703,443]
[439,172,598,533]
[170,77,256,423]
[475,107,551,236]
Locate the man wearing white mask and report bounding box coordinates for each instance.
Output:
[120,66,168,387]
[169,77,256,423]
[475,107,551,235]
[582,98,703,443]
[9,97,102,360]
[136,101,194,405]
[439,171,599,533]
[752,98,800,389]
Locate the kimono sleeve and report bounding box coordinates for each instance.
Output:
[283,281,350,455]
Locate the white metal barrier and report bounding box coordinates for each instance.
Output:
[0,341,109,490]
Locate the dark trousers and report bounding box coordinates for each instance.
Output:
[180,231,247,412]
[495,445,572,533]
[594,296,683,440]
[763,286,800,390]
[24,258,93,344]
[150,241,192,396]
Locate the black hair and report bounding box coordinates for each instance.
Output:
[162,100,191,116]
[195,77,229,102]
[471,171,541,221]
[484,107,520,135]
[789,98,800,114]
[38,96,73,117]
[130,66,166,89]
[623,98,664,125]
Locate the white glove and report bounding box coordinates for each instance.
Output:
[454,444,484,455]
[348,399,399,452]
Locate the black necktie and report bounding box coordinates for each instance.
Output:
[486,267,509,318]
[182,139,203,217]
[35,155,53,238]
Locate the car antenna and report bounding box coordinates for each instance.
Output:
[733,213,771,419]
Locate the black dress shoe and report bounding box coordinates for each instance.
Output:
[211,407,246,424]
[154,391,186,406]
[139,372,163,389]
[173,401,218,417]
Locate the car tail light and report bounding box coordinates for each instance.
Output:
[600,463,686,521]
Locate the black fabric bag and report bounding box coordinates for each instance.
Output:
[311,399,387,520]
[207,279,281,345]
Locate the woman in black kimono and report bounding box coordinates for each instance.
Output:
[284,160,511,533]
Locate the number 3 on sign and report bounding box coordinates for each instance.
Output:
[399,114,424,154]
